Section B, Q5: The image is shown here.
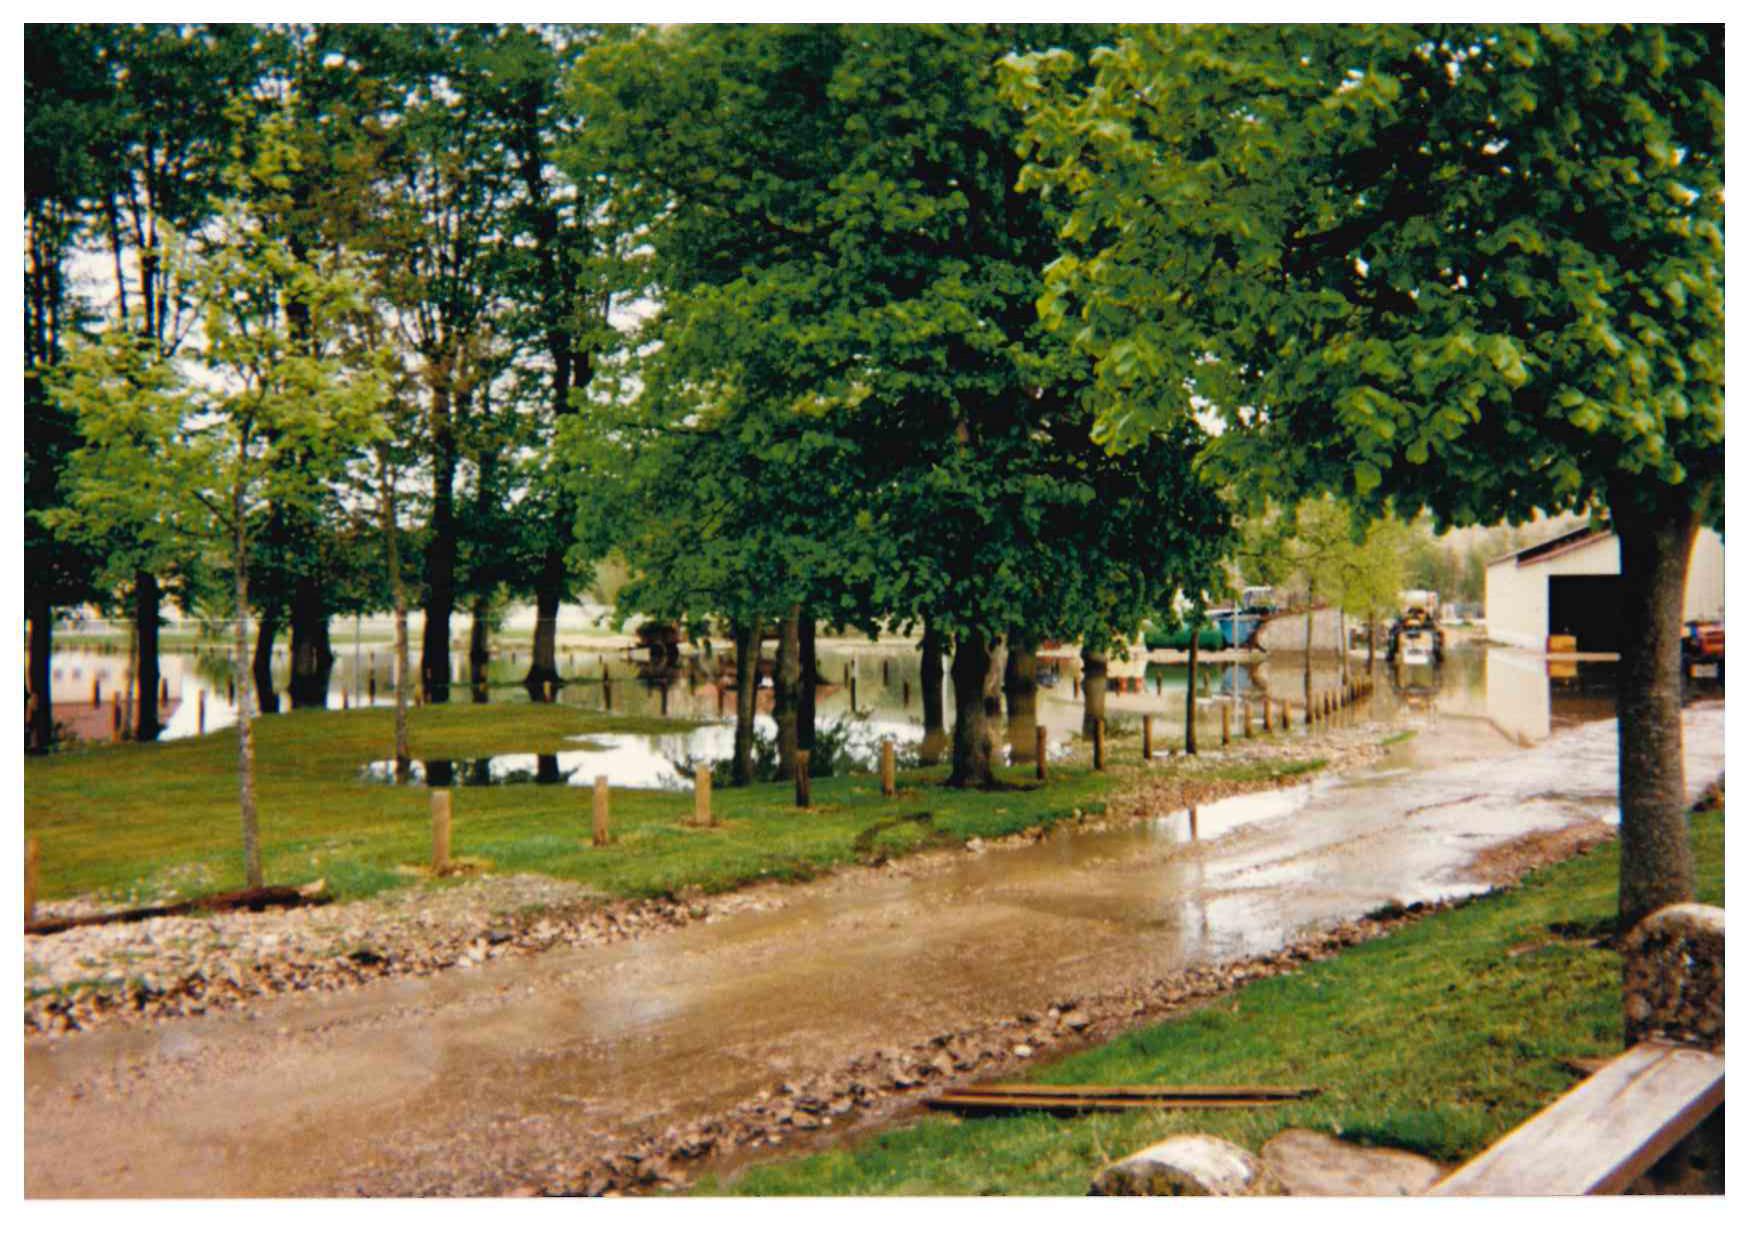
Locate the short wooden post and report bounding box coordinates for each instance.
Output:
[25,837,39,928]
[882,659,891,686]
[850,678,858,712]
[1093,718,1106,771]
[1142,714,1154,761]
[1221,701,1231,747]
[603,680,613,710]
[111,699,121,741]
[881,738,896,797]
[160,678,169,705]
[1036,726,1048,781]
[693,766,712,826]
[593,775,610,846]
[843,665,851,686]
[1243,702,1253,739]
[716,682,725,715]
[430,789,452,872]
[92,680,101,708]
[1262,699,1272,733]
[227,677,235,705]
[1072,677,1081,699]
[197,690,207,735]
[342,687,350,710]
[903,680,911,707]
[795,750,813,808]
[369,672,376,703]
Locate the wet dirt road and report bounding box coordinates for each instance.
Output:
[25,703,1724,1197]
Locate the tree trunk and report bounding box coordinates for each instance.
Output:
[919,617,947,765]
[380,454,411,783]
[1303,607,1314,708]
[774,606,800,780]
[1367,609,1377,673]
[524,549,564,700]
[253,614,280,715]
[233,485,263,890]
[731,622,758,787]
[1080,644,1108,740]
[798,611,818,759]
[287,574,333,710]
[1005,640,1038,760]
[134,570,161,741]
[948,633,1004,788]
[27,593,53,753]
[471,596,493,703]
[1612,488,1701,931]
[421,409,458,705]
[1185,622,1199,756]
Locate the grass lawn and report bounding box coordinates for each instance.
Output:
[705,810,1725,1195]
[31,699,1305,907]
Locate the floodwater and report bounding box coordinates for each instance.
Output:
[39,633,1683,782]
[24,700,1725,1197]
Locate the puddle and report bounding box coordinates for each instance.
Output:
[1148,782,1318,845]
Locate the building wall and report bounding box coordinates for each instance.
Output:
[1485,529,1724,649]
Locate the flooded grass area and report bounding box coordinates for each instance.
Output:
[708,808,1725,1196]
[29,693,1185,908]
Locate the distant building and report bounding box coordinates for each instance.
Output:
[1484,524,1724,651]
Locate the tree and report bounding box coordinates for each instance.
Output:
[1012,24,1723,927]
[24,24,109,751]
[53,108,384,887]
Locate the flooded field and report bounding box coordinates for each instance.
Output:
[39,632,1694,774]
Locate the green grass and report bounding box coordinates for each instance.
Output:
[704,810,1725,1196]
[1380,730,1418,747]
[34,700,1290,906]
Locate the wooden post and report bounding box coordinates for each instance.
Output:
[1262,699,1272,733]
[92,679,101,707]
[1072,677,1081,699]
[430,789,452,872]
[903,680,911,707]
[843,665,851,686]
[694,766,712,826]
[1036,726,1048,781]
[1222,701,1231,747]
[369,671,376,703]
[1093,718,1106,771]
[1142,714,1154,761]
[603,680,613,711]
[881,738,896,797]
[197,690,207,735]
[111,699,121,741]
[342,687,350,710]
[850,678,858,712]
[795,750,813,808]
[25,837,39,928]
[227,677,235,705]
[160,678,169,705]
[882,659,890,686]
[1243,702,1253,739]
[593,775,610,846]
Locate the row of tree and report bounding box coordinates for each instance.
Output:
[25,25,1722,929]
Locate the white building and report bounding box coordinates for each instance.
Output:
[1484,524,1725,651]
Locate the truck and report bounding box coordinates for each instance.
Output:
[1682,620,1724,685]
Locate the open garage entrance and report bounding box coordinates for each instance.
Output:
[1548,575,1624,652]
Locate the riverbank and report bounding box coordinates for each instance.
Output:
[25,700,1392,1037]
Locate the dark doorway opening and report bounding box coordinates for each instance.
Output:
[1548,575,1625,652]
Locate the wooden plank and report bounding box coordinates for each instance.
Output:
[952,1083,1317,1100]
[929,1093,1291,1116]
[1428,1042,1724,1196]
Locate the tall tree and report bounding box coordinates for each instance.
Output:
[23,24,108,752]
[1013,24,1724,927]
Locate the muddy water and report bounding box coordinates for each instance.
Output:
[24,702,1724,1197]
